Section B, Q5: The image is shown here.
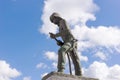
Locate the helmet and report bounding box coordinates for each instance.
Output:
[50,12,60,22]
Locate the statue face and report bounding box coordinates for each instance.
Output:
[52,17,60,25]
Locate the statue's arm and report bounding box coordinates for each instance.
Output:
[49,32,60,38]
[55,33,61,37]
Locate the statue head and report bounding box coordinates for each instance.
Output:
[50,12,61,25]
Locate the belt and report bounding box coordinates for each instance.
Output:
[72,39,78,42]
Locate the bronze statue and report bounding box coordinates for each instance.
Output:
[49,12,82,76]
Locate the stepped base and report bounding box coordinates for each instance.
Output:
[42,72,99,80]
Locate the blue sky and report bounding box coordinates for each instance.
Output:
[0,0,120,80]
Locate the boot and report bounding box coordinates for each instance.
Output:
[75,70,82,76]
[57,68,64,73]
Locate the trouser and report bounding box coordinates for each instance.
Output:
[57,42,82,76]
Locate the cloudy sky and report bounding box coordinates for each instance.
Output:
[0,0,120,80]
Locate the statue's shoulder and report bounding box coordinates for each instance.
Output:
[59,19,67,25]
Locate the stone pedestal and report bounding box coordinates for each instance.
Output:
[42,72,99,80]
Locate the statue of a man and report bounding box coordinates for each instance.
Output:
[49,12,82,76]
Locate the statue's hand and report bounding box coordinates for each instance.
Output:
[49,32,56,39]
[57,40,64,46]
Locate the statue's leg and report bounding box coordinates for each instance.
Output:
[70,48,82,76]
[57,42,71,73]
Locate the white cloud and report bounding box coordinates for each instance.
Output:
[73,26,120,46]
[44,51,57,61]
[78,52,88,62]
[80,55,88,62]
[72,25,120,53]
[83,61,120,80]
[0,60,21,80]
[108,65,120,80]
[40,0,99,35]
[23,76,31,80]
[36,63,48,69]
[94,51,107,61]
